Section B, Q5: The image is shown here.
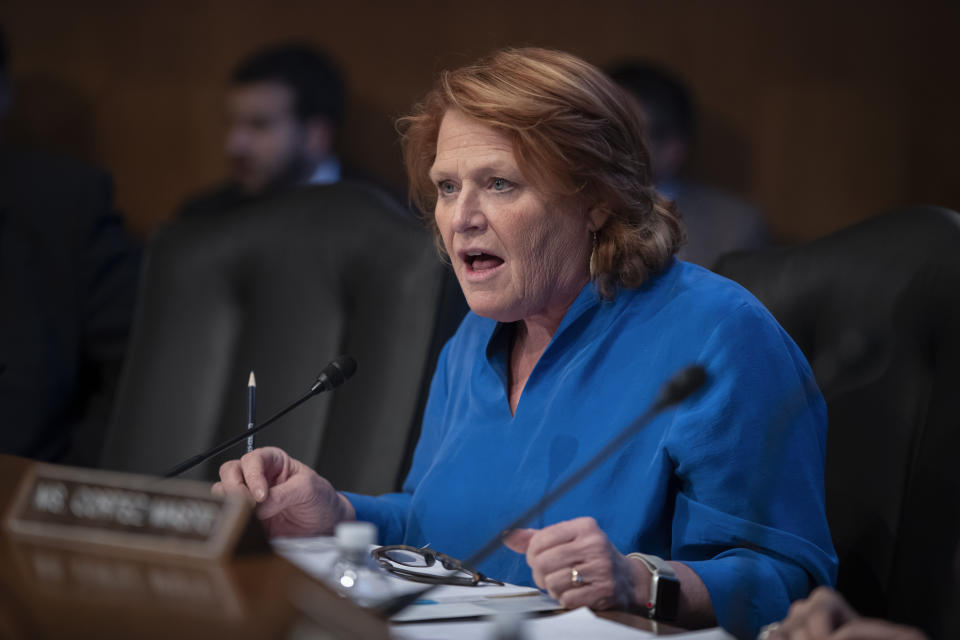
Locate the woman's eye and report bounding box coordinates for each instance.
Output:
[491,178,511,191]
[438,181,456,195]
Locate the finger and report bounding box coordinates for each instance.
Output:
[809,586,857,626]
[240,447,289,502]
[218,459,244,487]
[831,619,927,640]
[256,472,318,520]
[503,528,537,554]
[523,530,568,587]
[214,462,255,502]
[542,564,583,599]
[777,597,813,636]
[790,625,814,640]
[804,605,844,639]
[526,517,598,557]
[558,582,616,611]
[541,552,614,598]
[775,614,822,640]
[527,535,602,583]
[784,588,857,638]
[779,601,837,640]
[772,615,802,639]
[213,482,255,503]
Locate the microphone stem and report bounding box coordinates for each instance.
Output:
[376,398,670,618]
[163,388,317,478]
[464,399,666,568]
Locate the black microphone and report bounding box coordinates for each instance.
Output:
[163,355,358,478]
[310,355,357,393]
[655,364,707,408]
[375,364,708,618]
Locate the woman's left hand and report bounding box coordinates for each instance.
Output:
[504,516,648,610]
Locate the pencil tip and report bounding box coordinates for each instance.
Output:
[249,371,256,386]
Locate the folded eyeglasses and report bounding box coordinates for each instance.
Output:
[372,545,505,587]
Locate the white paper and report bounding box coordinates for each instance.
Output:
[391,607,736,640]
[391,591,561,623]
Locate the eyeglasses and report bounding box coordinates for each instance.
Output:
[372,545,505,587]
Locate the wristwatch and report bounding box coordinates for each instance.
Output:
[627,552,680,622]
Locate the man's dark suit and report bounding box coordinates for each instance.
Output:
[0,147,140,465]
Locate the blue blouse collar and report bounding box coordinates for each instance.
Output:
[482,258,679,377]
[483,281,602,374]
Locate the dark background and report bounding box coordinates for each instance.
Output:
[4,0,958,240]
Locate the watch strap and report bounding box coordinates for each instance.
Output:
[627,552,680,622]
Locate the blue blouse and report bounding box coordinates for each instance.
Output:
[344,259,837,639]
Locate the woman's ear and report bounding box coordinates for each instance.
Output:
[587,205,610,232]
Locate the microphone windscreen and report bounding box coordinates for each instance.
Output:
[312,355,358,394]
[657,365,707,407]
[327,356,357,387]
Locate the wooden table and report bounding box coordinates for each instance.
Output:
[0,454,682,638]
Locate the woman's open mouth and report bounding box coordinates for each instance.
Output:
[462,250,505,280]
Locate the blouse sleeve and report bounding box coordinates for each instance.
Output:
[341,340,454,545]
[666,302,838,639]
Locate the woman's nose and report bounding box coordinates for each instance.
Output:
[451,184,486,233]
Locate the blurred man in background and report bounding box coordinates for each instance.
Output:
[0,27,140,465]
[610,62,768,268]
[179,44,349,217]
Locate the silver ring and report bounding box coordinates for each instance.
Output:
[570,567,583,587]
[757,622,780,640]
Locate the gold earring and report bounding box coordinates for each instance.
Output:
[589,230,599,276]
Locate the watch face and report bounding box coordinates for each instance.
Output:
[653,573,681,622]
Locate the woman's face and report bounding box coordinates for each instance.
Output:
[430,109,595,324]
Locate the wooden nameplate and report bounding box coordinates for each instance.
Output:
[4,462,267,560]
[7,539,246,619]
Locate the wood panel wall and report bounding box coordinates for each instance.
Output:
[4,0,958,241]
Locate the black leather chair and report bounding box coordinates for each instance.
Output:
[101,182,466,495]
[714,206,960,637]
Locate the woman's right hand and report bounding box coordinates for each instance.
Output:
[212,446,355,538]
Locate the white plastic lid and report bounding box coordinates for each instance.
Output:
[335,521,377,550]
